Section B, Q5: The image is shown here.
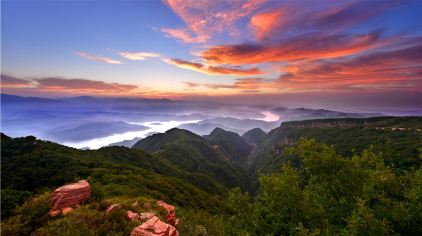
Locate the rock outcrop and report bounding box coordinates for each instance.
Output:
[49,180,91,216]
[128,200,180,236]
[130,216,178,236]
[156,200,179,227]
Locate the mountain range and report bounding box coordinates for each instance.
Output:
[2,115,422,235]
[0,94,388,149]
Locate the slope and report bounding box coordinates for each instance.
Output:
[251,116,422,175]
[133,128,250,190]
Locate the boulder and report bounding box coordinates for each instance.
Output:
[50,180,91,213]
[130,216,179,236]
[156,201,178,227]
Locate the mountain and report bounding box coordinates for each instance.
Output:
[46,121,148,142]
[204,128,252,169]
[272,107,384,122]
[250,116,422,175]
[178,122,243,135]
[1,94,60,103]
[133,128,250,189]
[242,128,267,145]
[179,108,385,137]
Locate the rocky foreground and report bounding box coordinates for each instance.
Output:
[49,180,180,236]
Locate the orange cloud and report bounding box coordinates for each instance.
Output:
[118,52,160,60]
[74,51,123,64]
[202,30,382,65]
[250,8,286,40]
[194,44,422,93]
[164,58,264,76]
[279,44,422,91]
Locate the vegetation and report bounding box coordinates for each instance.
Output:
[133,128,250,189]
[224,139,422,235]
[2,117,422,235]
[251,116,422,174]
[204,127,252,169]
[1,133,227,220]
[241,128,267,145]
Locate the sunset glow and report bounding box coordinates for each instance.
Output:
[1,0,421,106]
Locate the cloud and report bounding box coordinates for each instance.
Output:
[250,5,293,40]
[34,77,138,93]
[1,74,140,96]
[161,28,208,43]
[164,58,264,76]
[1,74,33,88]
[186,44,422,93]
[278,44,422,91]
[202,30,382,65]
[162,0,266,43]
[182,78,272,92]
[249,1,401,41]
[74,51,123,64]
[183,82,201,88]
[118,51,160,60]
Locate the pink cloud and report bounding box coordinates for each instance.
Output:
[161,28,208,43]
[1,74,140,96]
[162,0,266,43]
[118,52,160,60]
[74,51,123,64]
[1,74,33,88]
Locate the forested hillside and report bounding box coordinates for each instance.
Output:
[2,117,422,235]
[133,128,250,189]
[251,116,422,175]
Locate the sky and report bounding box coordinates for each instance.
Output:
[1,0,422,108]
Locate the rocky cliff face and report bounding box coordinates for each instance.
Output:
[49,180,91,216]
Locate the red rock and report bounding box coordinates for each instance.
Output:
[50,180,91,213]
[61,207,73,215]
[127,210,140,221]
[140,212,156,221]
[105,204,121,215]
[130,216,179,236]
[48,210,60,217]
[156,201,178,227]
